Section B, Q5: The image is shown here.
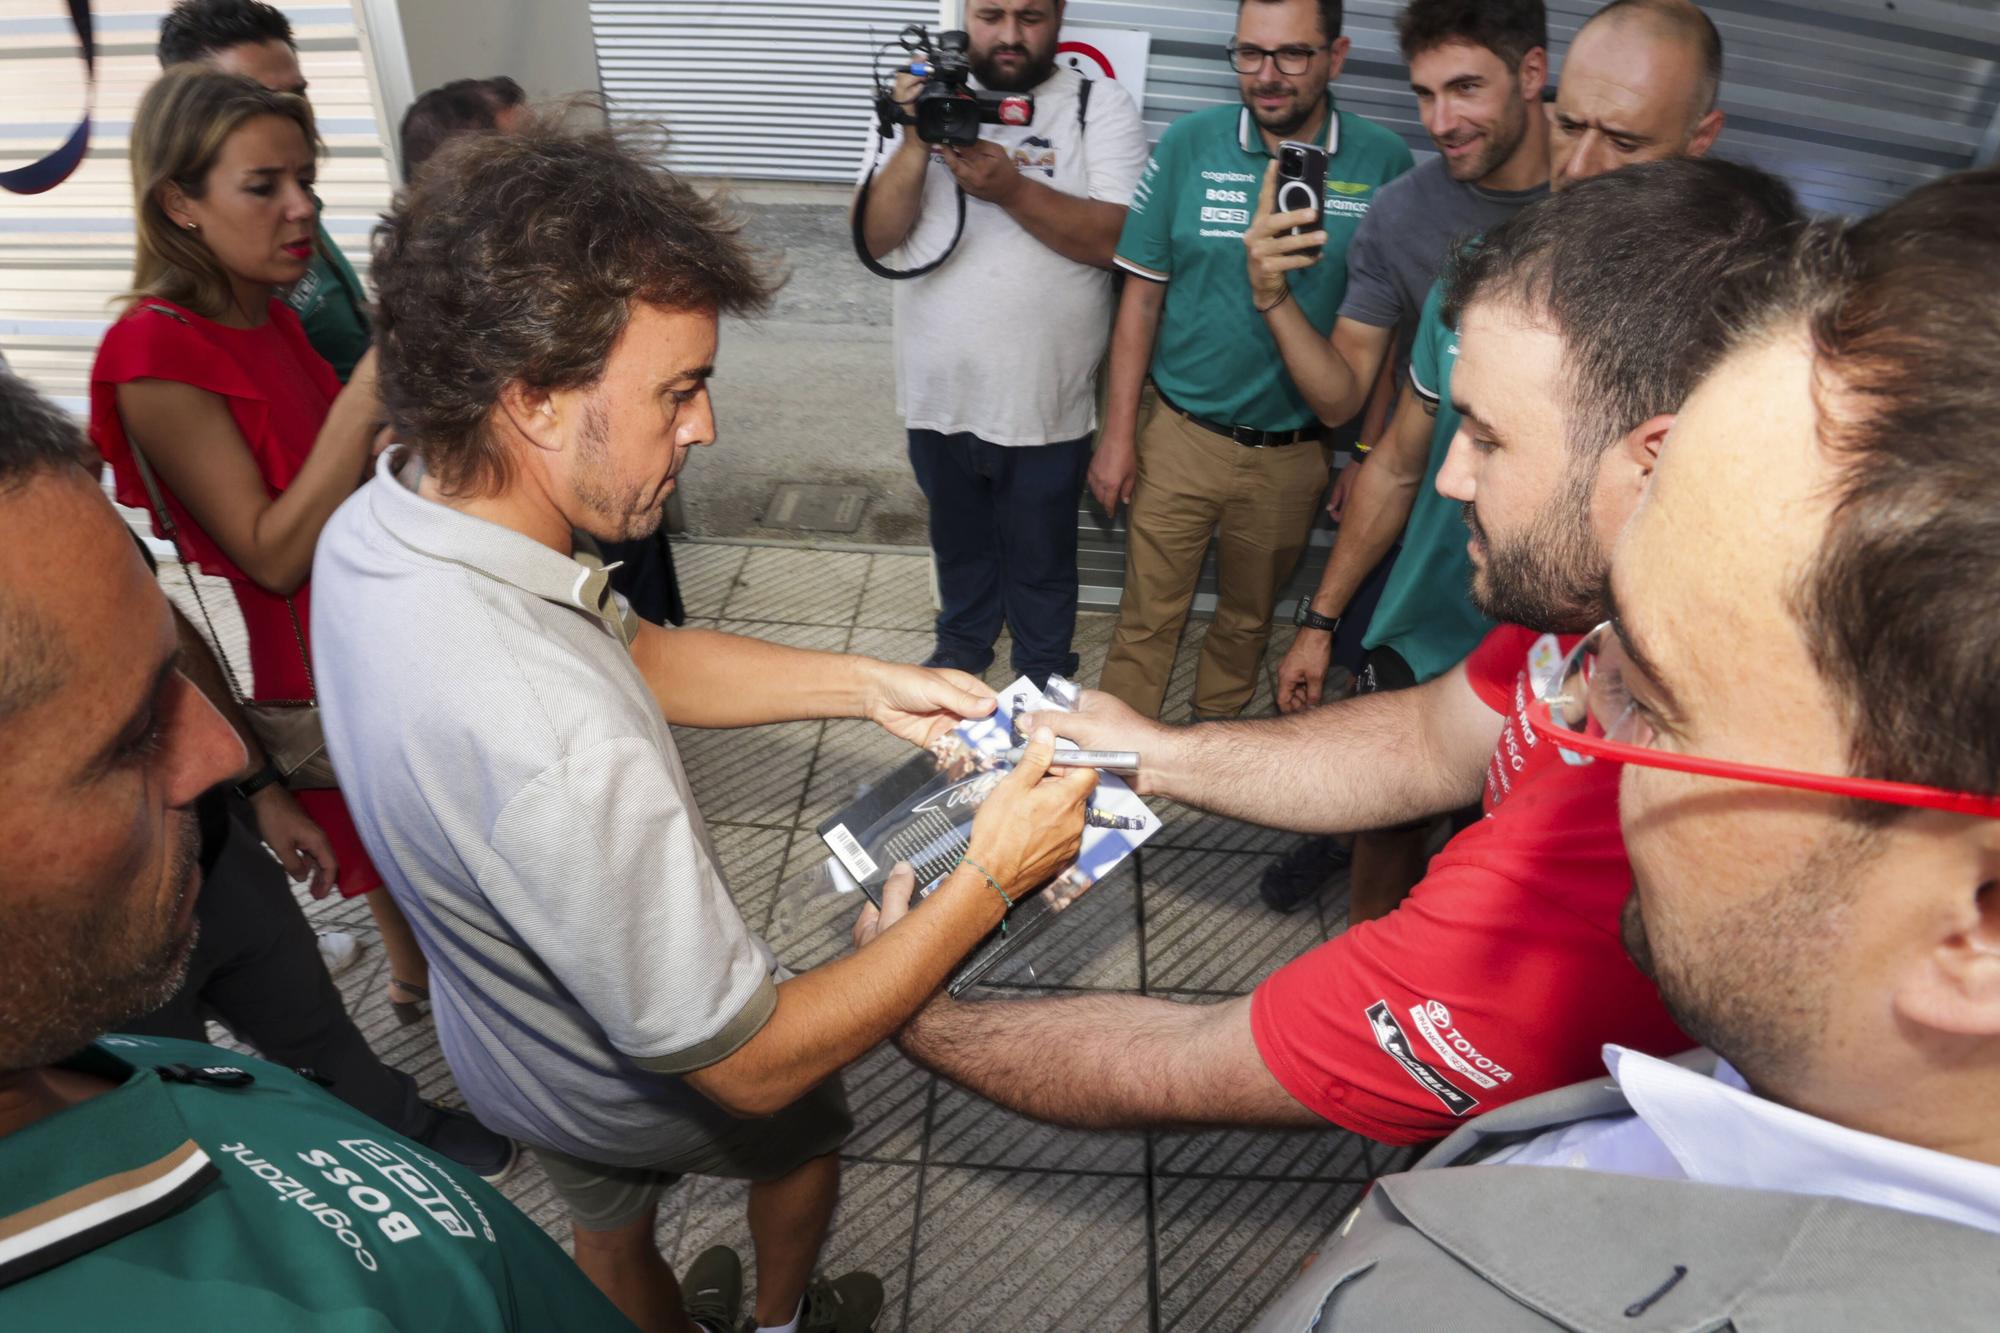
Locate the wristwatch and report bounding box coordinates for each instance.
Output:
[234,758,284,801]
[1292,601,1341,633]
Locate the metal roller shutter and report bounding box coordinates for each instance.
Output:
[590,0,942,182]
[0,1,397,415]
[1061,0,2000,215]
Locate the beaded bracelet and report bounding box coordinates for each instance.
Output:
[957,856,1012,935]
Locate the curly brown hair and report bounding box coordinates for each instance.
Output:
[370,115,776,496]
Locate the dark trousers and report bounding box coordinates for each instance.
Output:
[122,797,428,1138]
[908,429,1092,681]
[599,528,685,627]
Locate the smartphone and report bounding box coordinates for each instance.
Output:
[1276,140,1328,262]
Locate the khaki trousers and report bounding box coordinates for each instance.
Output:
[1098,398,1331,719]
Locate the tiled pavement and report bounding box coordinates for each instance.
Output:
[278,540,1411,1332]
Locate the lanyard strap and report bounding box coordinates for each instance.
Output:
[0,0,93,195]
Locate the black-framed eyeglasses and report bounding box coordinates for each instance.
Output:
[1225,43,1329,75]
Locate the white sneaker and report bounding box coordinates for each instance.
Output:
[317,930,364,977]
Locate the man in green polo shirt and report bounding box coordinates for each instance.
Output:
[1093,0,1412,722]
[159,0,374,381]
[0,375,651,1330]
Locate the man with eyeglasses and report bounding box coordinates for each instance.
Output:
[1253,0,1555,919]
[1250,165,2000,1331]
[879,160,1799,1151]
[1092,0,1412,723]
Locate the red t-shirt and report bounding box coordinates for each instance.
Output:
[1249,625,1691,1144]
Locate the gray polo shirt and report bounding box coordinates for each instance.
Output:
[311,449,777,1166]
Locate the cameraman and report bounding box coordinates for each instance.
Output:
[857,0,1147,687]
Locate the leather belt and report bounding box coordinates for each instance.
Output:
[1156,385,1322,448]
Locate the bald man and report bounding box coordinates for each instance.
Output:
[1550,0,1724,187]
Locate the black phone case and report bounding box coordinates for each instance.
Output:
[1276,141,1328,261]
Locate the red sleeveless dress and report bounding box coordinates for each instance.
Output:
[91,296,384,899]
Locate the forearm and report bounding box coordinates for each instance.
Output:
[1263,297,1368,426]
[246,363,379,593]
[900,991,1316,1130]
[1001,181,1126,269]
[1156,681,1488,832]
[630,625,881,727]
[1304,448,1423,619]
[858,139,933,259]
[690,869,1008,1116]
[1102,279,1164,441]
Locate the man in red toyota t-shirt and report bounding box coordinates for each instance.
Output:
[867,159,1805,1145]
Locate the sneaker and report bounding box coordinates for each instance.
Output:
[316,930,363,977]
[412,1101,520,1185]
[921,648,992,675]
[1258,834,1353,914]
[681,1245,744,1333]
[797,1271,885,1333]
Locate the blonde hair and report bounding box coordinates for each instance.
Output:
[123,65,319,318]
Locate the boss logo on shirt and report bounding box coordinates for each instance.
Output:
[1366,1000,1480,1116]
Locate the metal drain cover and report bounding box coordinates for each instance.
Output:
[759,483,870,533]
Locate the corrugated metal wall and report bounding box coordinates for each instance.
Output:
[0,1,396,415]
[1062,0,2000,215]
[587,0,1999,210]
[590,0,940,182]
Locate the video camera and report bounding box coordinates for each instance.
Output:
[876,25,1034,147]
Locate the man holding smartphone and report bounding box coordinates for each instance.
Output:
[1093,0,1412,723]
[1253,0,1553,918]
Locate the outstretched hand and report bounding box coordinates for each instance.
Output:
[865,660,998,747]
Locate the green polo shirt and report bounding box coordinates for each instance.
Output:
[284,219,372,382]
[1114,100,1413,430]
[0,1034,626,1329]
[1361,276,1494,681]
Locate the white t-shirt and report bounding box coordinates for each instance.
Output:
[866,67,1149,446]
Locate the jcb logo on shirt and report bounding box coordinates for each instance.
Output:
[1200,205,1250,225]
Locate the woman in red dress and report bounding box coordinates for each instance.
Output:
[92,66,429,1018]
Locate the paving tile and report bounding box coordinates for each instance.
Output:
[1143,847,1327,993]
[1149,798,1316,856]
[974,861,1141,992]
[671,540,749,619]
[1153,1173,1369,1332]
[671,1162,920,1332]
[857,552,938,632]
[1153,1121,1378,1183]
[706,821,796,935]
[907,1166,1151,1333]
[800,626,932,830]
[926,1068,1146,1174]
[842,1041,935,1165]
[719,546,870,625]
[1070,610,1117,687]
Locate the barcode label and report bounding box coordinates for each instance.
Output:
[823,822,878,882]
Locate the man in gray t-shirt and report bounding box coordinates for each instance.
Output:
[313,122,1096,1333]
[1243,0,1554,925]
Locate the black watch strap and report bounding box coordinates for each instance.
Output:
[234,759,284,801]
[1293,602,1341,633]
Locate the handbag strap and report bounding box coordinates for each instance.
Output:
[125,304,315,705]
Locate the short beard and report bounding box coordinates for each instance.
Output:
[0,812,201,1071]
[972,43,1056,93]
[1463,459,1604,634]
[1244,83,1325,138]
[572,395,663,543]
[1441,79,1529,184]
[1622,826,1878,1090]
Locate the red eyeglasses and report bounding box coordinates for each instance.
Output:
[1530,622,2000,819]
